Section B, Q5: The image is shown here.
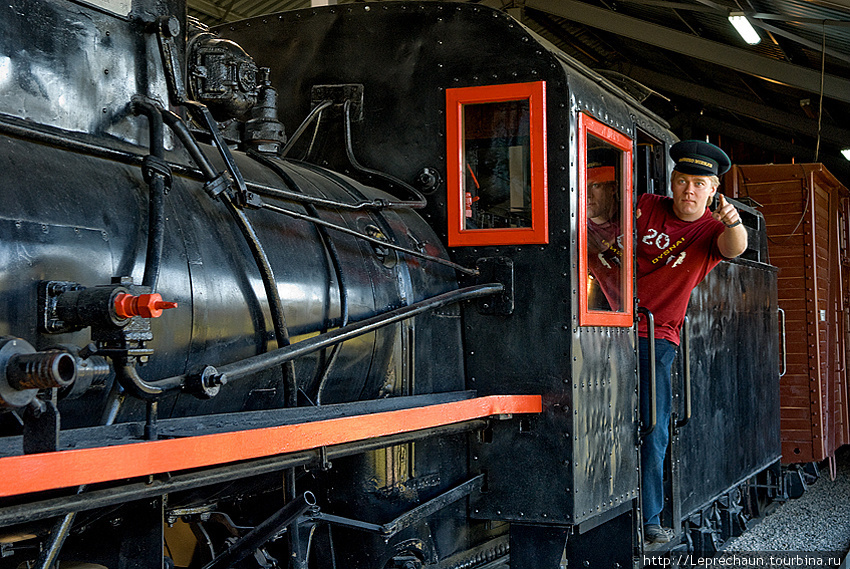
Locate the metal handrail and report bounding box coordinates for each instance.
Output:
[639,307,657,438]
[675,315,692,429]
[778,307,787,377]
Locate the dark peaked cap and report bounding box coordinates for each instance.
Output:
[670,140,731,176]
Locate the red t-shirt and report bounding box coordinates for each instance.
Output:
[587,219,624,311]
[636,193,726,345]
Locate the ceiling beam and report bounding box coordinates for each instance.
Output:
[619,65,850,146]
[522,0,850,104]
[750,18,850,64]
[616,0,719,13]
[689,0,728,11]
[751,13,850,27]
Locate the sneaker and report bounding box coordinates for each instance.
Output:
[644,524,673,544]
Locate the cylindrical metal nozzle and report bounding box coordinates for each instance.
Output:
[7,351,77,390]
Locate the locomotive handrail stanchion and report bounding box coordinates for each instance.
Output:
[675,315,692,429]
[638,307,657,438]
[182,100,258,208]
[778,307,787,377]
[36,387,123,569]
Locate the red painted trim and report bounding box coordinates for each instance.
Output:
[578,113,634,327]
[0,395,542,498]
[446,81,548,247]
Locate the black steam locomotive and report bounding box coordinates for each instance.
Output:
[0,0,781,567]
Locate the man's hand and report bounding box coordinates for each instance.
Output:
[712,194,741,227]
[713,194,748,258]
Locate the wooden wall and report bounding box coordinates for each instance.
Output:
[726,164,849,464]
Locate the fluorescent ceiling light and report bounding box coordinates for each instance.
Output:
[842,148,850,161]
[729,13,761,45]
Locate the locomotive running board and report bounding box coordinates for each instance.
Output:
[0,393,541,500]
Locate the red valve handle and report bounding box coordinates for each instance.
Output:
[114,293,178,319]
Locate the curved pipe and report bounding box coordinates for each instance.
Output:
[114,359,183,401]
[246,149,350,405]
[222,192,298,407]
[343,100,427,208]
[281,99,333,158]
[131,98,168,291]
[162,107,297,407]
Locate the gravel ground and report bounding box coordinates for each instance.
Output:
[723,447,850,555]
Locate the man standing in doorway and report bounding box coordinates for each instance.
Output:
[637,140,748,544]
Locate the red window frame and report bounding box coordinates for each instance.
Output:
[445,81,548,247]
[578,113,634,327]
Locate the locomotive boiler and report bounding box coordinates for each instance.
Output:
[0,0,782,567]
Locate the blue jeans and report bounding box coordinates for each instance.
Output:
[639,337,679,526]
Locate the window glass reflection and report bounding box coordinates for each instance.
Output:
[586,136,625,312]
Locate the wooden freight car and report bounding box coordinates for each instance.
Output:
[726,163,850,468]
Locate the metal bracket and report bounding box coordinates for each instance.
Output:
[23,396,60,454]
[475,257,515,315]
[319,446,332,471]
[311,84,364,121]
[155,16,189,104]
[39,281,86,334]
[186,101,262,209]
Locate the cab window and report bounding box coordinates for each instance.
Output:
[445,81,547,246]
[578,113,633,327]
